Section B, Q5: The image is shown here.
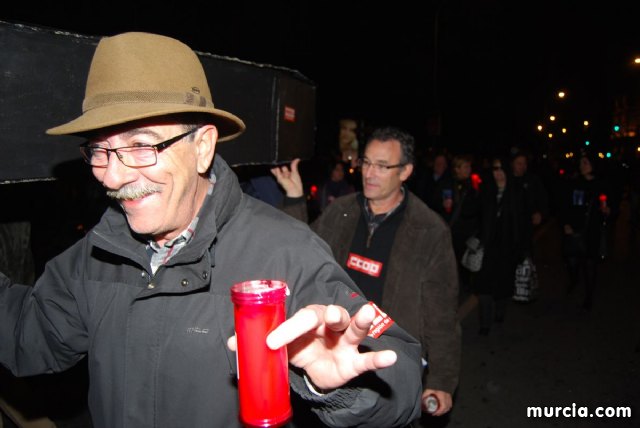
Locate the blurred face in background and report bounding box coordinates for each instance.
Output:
[339,119,358,152]
[433,155,448,177]
[454,161,471,181]
[512,155,527,177]
[492,160,507,187]
[579,156,593,177]
[330,162,346,182]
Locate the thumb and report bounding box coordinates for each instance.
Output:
[291,158,301,174]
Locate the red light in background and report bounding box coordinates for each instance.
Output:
[559,169,565,175]
[599,193,607,209]
[471,173,482,191]
[310,185,318,199]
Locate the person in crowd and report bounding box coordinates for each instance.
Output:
[474,157,528,335]
[559,153,611,311]
[414,152,451,209]
[338,118,360,166]
[510,152,549,250]
[271,127,461,423]
[334,117,362,191]
[432,154,481,292]
[317,159,355,212]
[433,155,480,258]
[596,151,625,234]
[0,32,423,428]
[511,153,547,219]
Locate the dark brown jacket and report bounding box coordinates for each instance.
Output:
[284,191,461,393]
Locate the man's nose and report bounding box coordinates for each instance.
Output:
[98,153,138,189]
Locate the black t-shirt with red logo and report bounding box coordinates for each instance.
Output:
[345,194,407,305]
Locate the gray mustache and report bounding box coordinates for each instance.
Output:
[106,184,162,201]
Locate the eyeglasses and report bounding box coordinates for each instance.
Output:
[356,158,407,173]
[492,165,503,171]
[80,127,200,168]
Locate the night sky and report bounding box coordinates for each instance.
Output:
[4,1,640,156]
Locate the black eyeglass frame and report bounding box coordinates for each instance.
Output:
[79,126,201,168]
[356,157,407,172]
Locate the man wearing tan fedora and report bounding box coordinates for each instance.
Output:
[0,32,422,427]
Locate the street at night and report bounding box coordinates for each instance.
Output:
[2,3,640,427]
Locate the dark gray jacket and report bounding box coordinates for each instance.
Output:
[0,156,422,428]
[284,191,461,393]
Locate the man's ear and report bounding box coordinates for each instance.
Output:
[400,163,414,182]
[196,125,218,174]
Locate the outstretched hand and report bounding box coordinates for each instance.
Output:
[270,158,304,198]
[228,303,397,390]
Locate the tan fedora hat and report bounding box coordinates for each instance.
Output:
[46,32,245,142]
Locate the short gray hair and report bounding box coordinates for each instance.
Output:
[366,127,415,165]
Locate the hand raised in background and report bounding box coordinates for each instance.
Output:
[270,158,304,198]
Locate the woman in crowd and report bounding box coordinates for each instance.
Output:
[474,156,528,335]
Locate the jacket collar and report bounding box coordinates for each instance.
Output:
[175,155,243,262]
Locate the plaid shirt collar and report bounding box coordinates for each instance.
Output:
[147,173,216,274]
[148,218,199,274]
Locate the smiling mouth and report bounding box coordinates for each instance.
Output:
[120,193,154,202]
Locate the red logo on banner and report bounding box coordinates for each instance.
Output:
[347,253,383,277]
[366,301,395,338]
[284,106,296,122]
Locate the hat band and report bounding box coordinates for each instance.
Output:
[82,90,213,112]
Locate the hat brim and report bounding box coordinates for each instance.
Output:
[46,103,246,142]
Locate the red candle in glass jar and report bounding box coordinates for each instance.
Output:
[231,280,292,427]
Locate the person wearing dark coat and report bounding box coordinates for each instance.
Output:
[413,152,451,209]
[474,157,528,335]
[432,154,481,294]
[559,153,611,311]
[0,32,423,428]
[510,152,549,257]
[433,155,480,261]
[317,160,355,212]
[272,127,461,422]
